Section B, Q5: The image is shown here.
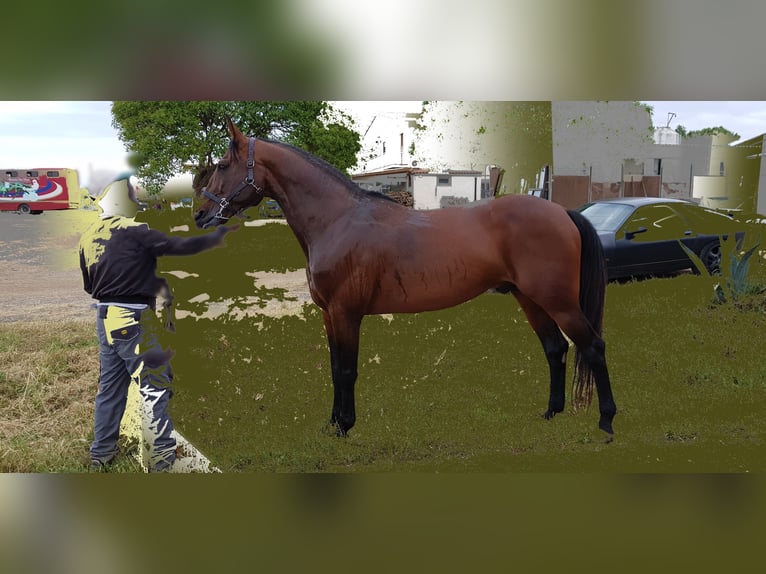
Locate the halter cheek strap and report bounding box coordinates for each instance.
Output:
[202,136,263,221]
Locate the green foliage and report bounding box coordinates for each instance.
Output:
[635,101,654,131]
[680,234,763,304]
[677,125,740,140]
[689,126,740,139]
[111,101,362,194]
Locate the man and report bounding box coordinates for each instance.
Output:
[79,173,237,472]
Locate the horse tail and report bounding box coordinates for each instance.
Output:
[566,209,607,409]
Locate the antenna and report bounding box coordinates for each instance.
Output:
[665,112,676,128]
[362,115,377,139]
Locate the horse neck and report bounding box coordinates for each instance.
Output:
[260,144,357,246]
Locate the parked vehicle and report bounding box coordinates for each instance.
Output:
[578,197,746,280]
[258,198,283,218]
[0,168,84,214]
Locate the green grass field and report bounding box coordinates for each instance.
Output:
[2,212,765,472]
[167,275,765,473]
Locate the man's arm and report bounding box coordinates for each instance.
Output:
[79,249,93,294]
[148,224,239,257]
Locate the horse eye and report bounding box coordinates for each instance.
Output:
[217,162,228,171]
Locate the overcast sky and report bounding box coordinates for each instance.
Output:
[2,101,766,188]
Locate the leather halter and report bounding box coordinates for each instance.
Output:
[202,136,263,221]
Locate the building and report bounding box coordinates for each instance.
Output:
[351,166,428,196]
[350,102,766,216]
[550,102,766,214]
[412,170,491,210]
[550,101,656,208]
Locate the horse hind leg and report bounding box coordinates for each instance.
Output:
[575,334,616,437]
[553,310,617,438]
[513,293,570,421]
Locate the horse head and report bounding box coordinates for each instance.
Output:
[194,118,267,229]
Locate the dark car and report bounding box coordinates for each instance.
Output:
[258,198,283,218]
[578,197,746,280]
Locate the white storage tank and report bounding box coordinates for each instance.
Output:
[654,126,680,145]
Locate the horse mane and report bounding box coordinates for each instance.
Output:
[234,137,396,204]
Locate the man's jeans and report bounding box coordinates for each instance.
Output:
[90,305,176,471]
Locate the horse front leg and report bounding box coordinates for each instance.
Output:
[539,326,569,420]
[322,310,361,437]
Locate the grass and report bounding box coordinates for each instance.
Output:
[0,320,95,472]
[167,275,765,473]
[5,214,766,473]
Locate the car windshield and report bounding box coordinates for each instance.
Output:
[579,202,634,232]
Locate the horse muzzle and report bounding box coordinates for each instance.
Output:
[194,208,224,229]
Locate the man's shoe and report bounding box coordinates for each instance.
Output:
[89,459,110,472]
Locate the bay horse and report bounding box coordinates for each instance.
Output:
[194,119,617,439]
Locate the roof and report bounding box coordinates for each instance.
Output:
[417,170,484,177]
[590,197,691,207]
[352,166,429,179]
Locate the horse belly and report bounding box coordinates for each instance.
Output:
[369,268,495,314]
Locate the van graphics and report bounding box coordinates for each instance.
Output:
[0,175,65,201]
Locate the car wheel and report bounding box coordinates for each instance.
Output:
[699,241,721,274]
[17,204,31,215]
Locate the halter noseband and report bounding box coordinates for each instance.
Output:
[202,136,263,221]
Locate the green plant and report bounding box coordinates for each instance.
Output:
[680,235,763,304]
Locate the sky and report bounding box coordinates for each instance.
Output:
[2,101,766,190]
[0,101,130,189]
[643,101,766,141]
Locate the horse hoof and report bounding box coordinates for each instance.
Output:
[322,420,349,438]
[599,420,614,435]
[542,409,559,420]
[603,434,614,444]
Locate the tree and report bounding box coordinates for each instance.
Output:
[111,101,361,194]
[686,126,740,140]
[675,124,740,140]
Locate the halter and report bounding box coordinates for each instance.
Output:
[202,136,263,221]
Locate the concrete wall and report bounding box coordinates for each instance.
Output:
[552,101,654,182]
[550,103,766,211]
[412,173,486,210]
[758,145,766,215]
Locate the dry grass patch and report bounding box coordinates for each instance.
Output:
[0,320,106,472]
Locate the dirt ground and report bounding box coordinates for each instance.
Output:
[0,212,94,323]
[0,211,308,324]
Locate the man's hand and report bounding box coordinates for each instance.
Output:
[213,223,240,247]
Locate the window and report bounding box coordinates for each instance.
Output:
[619,205,688,241]
[46,170,60,177]
[26,170,39,177]
[719,162,725,176]
[580,202,633,232]
[437,176,451,186]
[5,171,17,178]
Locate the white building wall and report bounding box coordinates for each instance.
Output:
[758,152,766,215]
[413,174,483,210]
[333,102,423,173]
[552,101,654,181]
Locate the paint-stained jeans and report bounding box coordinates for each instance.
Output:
[91,304,176,471]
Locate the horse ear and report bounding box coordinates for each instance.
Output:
[225,117,242,141]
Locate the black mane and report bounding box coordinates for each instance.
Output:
[238,137,396,204]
